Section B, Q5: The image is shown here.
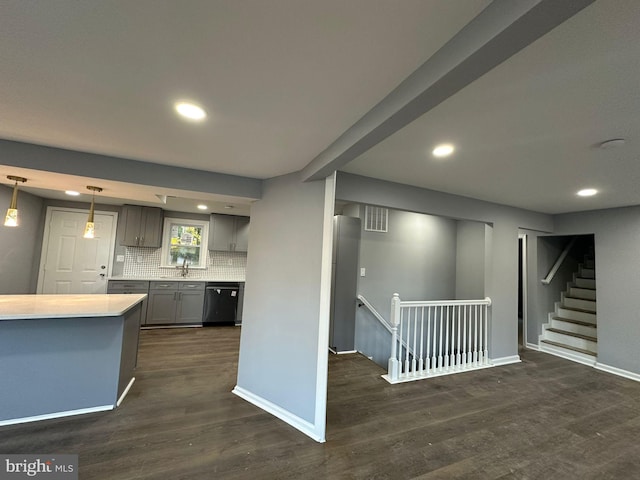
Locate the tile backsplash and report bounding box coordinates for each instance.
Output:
[122,247,246,281]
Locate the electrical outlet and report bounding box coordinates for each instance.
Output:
[227,259,233,266]
[137,255,143,263]
[116,254,125,263]
[360,267,366,277]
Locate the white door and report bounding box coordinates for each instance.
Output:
[38,208,117,294]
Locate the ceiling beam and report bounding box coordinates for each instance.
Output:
[0,139,262,200]
[300,0,596,182]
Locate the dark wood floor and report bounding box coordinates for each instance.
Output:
[2,327,640,479]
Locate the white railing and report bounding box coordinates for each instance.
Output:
[385,293,492,384]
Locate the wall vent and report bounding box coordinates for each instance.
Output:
[364,206,388,232]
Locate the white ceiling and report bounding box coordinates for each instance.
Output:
[0,0,637,215]
[343,0,640,214]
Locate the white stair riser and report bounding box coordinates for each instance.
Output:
[539,341,596,366]
[543,329,597,352]
[556,306,596,324]
[550,318,597,337]
[562,295,596,312]
[574,277,596,289]
[580,267,595,279]
[568,287,596,300]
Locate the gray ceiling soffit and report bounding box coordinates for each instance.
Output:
[0,139,262,200]
[300,0,597,182]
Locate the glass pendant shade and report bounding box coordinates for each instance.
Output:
[83,186,102,239]
[4,208,18,227]
[3,176,27,227]
[83,221,95,238]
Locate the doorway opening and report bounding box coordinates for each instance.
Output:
[518,234,527,348]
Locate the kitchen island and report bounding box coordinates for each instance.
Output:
[0,294,146,426]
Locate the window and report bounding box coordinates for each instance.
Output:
[160,217,209,269]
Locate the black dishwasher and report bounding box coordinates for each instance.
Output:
[203,283,239,326]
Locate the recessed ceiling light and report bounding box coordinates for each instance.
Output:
[65,190,80,196]
[174,102,207,121]
[577,188,598,197]
[197,204,208,210]
[432,144,455,158]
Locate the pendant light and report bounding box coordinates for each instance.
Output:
[83,186,103,238]
[4,175,27,227]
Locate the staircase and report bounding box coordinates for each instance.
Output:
[539,253,597,366]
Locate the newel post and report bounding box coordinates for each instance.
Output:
[388,293,401,381]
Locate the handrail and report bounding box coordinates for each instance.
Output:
[357,294,393,333]
[541,237,577,285]
[398,297,492,307]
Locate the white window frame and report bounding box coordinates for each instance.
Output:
[160,217,209,269]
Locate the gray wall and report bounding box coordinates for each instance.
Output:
[354,209,457,366]
[236,172,329,427]
[554,206,640,374]
[336,172,553,360]
[358,209,457,320]
[0,184,44,293]
[455,220,486,299]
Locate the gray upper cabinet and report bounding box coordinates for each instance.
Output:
[120,205,163,247]
[209,214,250,252]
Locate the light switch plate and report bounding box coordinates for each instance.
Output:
[360,267,366,277]
[116,254,125,263]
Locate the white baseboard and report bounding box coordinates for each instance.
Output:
[490,355,521,366]
[595,362,640,383]
[232,385,325,443]
[117,377,135,407]
[525,342,539,351]
[539,343,596,367]
[0,405,114,427]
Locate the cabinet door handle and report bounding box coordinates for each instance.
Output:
[140,236,145,245]
[135,236,139,245]
[173,292,177,300]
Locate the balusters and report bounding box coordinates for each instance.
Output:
[404,309,411,374]
[418,307,425,373]
[425,307,433,372]
[388,294,492,382]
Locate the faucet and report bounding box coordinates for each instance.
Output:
[176,258,189,277]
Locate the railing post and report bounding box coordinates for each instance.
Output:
[388,293,401,381]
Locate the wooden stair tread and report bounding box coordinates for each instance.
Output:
[545,328,597,342]
[552,316,597,328]
[541,340,596,356]
[560,305,597,314]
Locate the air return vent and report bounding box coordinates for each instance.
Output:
[364,206,388,232]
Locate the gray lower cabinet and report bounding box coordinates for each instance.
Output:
[107,280,150,326]
[147,281,205,325]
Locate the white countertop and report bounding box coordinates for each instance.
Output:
[0,294,147,320]
[109,277,244,283]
